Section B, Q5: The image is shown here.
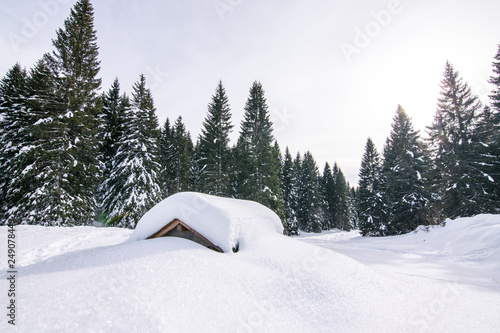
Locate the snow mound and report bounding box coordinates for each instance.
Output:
[129,192,284,253]
[301,214,500,288]
[410,214,500,271]
[412,214,500,256]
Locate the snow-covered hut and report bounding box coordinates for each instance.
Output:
[129,192,284,253]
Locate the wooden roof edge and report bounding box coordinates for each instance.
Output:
[146,218,224,253]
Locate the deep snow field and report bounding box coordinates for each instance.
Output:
[1,212,499,332]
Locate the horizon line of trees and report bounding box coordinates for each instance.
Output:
[1,0,498,236]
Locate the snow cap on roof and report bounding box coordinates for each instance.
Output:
[129,192,284,252]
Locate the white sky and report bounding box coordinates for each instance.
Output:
[1,0,499,185]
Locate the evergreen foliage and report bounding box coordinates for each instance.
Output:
[320,163,335,230]
[427,62,493,218]
[296,152,323,233]
[2,0,102,226]
[235,81,282,212]
[8,58,72,225]
[170,116,194,194]
[332,163,351,231]
[382,106,430,234]
[101,75,161,228]
[158,118,173,197]
[358,138,386,236]
[51,0,102,224]
[280,147,299,235]
[99,79,126,179]
[0,63,29,223]
[487,44,500,210]
[490,44,500,113]
[197,81,233,196]
[96,78,127,211]
[158,116,193,197]
[348,186,360,230]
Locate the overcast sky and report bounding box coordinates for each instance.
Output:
[2,0,500,185]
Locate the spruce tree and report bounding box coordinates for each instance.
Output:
[427,62,491,218]
[158,116,194,196]
[99,79,126,179]
[5,57,70,225]
[382,106,429,234]
[320,162,335,230]
[158,118,173,197]
[0,63,29,223]
[41,0,102,225]
[358,138,386,236]
[332,163,351,231]
[490,43,500,113]
[348,186,360,230]
[101,75,161,228]
[235,81,282,212]
[197,81,233,196]
[169,116,194,194]
[96,79,127,212]
[280,147,298,235]
[271,141,284,218]
[296,151,323,233]
[472,105,498,213]
[487,44,500,211]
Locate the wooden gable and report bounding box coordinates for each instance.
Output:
[146,219,223,253]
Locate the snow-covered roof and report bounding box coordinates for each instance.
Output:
[129,192,284,252]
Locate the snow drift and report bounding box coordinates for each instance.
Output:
[301,214,500,289]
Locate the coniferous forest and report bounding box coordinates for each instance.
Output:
[1,0,499,235]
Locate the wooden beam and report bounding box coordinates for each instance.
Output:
[146,219,223,253]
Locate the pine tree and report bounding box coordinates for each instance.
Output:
[358,138,386,236]
[99,79,126,179]
[197,81,233,196]
[348,186,360,230]
[490,44,500,113]
[320,162,335,230]
[38,0,102,225]
[0,63,29,223]
[487,44,500,211]
[190,140,203,193]
[158,116,194,197]
[270,141,284,217]
[101,75,162,228]
[235,81,282,212]
[5,57,72,225]
[280,147,298,235]
[96,79,127,212]
[169,116,194,194]
[382,106,429,234]
[332,163,351,231]
[472,105,498,213]
[296,151,323,233]
[158,118,173,198]
[427,62,491,218]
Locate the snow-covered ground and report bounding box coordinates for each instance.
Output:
[299,214,500,289]
[1,211,499,332]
